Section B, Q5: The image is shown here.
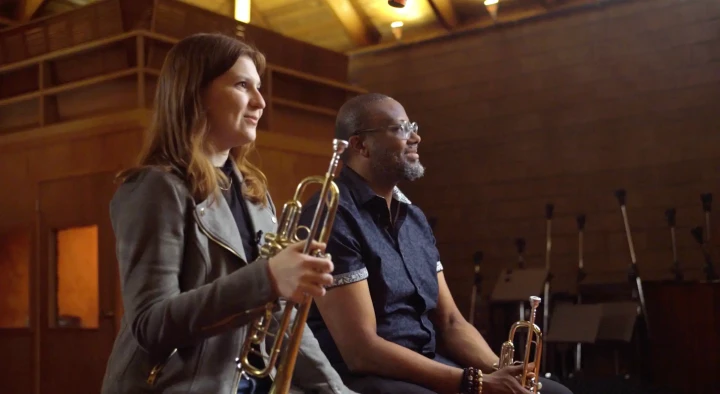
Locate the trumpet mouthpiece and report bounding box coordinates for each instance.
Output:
[529,296,541,308]
[333,139,349,154]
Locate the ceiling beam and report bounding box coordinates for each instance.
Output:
[349,0,612,56]
[323,0,381,47]
[250,2,271,29]
[16,0,47,22]
[427,0,459,30]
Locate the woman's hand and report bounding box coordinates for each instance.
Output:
[267,240,334,303]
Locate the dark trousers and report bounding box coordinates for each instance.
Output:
[341,354,574,394]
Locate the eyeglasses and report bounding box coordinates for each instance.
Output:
[352,120,419,140]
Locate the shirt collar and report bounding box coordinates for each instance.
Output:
[340,166,412,206]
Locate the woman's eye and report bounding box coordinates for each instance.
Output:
[236,81,248,88]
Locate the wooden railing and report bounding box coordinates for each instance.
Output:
[0,0,354,81]
[0,0,367,140]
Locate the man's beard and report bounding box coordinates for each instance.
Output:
[370,145,425,182]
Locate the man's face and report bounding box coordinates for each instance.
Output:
[362,99,424,182]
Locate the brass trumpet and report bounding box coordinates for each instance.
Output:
[495,295,543,393]
[238,138,348,394]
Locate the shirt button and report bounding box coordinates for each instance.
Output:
[199,207,205,216]
[271,216,277,223]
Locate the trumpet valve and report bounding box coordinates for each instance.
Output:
[498,340,515,368]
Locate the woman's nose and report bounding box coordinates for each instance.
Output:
[250,90,266,109]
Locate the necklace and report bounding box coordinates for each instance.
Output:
[219,177,233,191]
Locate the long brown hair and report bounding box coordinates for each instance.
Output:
[117,32,268,205]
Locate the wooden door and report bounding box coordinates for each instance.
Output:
[37,171,119,394]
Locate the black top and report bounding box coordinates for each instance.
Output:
[218,159,266,382]
[299,166,444,372]
[219,159,259,263]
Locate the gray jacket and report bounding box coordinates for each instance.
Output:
[100,165,354,394]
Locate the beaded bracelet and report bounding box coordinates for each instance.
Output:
[460,367,483,394]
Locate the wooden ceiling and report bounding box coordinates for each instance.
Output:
[0,0,600,54]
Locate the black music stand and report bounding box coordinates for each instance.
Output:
[614,189,650,334]
[545,303,603,344]
[595,302,639,343]
[541,203,554,377]
[597,301,641,378]
[546,302,597,380]
[665,208,684,282]
[490,267,546,357]
[468,251,484,328]
[566,190,651,381]
[546,300,638,378]
[701,193,712,241]
[491,267,547,303]
[691,226,719,283]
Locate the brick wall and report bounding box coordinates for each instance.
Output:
[347,0,720,316]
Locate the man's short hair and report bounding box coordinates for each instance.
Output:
[335,93,394,141]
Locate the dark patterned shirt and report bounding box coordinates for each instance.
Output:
[300,166,444,371]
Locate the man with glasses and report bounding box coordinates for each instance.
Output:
[298,93,572,394]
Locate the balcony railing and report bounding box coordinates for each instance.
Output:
[0,0,366,140]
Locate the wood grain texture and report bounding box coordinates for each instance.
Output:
[348,1,720,388]
[349,0,720,291]
[0,7,366,390]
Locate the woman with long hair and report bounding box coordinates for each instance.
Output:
[100,32,353,394]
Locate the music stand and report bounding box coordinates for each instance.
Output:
[491,267,548,303]
[545,303,603,344]
[468,251,483,327]
[599,301,641,377]
[546,301,637,378]
[614,189,650,334]
[545,302,602,378]
[490,267,546,358]
[595,301,639,343]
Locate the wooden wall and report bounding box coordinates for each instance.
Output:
[348,0,720,390]
[0,1,366,393]
[0,117,143,394]
[349,0,720,308]
[0,113,339,394]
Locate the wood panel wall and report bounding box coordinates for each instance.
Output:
[349,0,720,307]
[348,2,720,390]
[0,112,341,394]
[0,117,143,394]
[0,2,366,391]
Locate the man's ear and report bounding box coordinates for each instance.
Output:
[350,135,370,158]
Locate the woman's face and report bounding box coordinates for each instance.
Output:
[203,55,266,152]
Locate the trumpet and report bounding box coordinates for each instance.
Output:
[495,295,543,393]
[237,138,348,394]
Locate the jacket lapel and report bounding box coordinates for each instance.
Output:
[194,192,248,264]
[233,165,279,247]
[193,161,279,265]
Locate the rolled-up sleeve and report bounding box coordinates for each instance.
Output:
[299,204,367,289]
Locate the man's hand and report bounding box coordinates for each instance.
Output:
[483,363,537,394]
